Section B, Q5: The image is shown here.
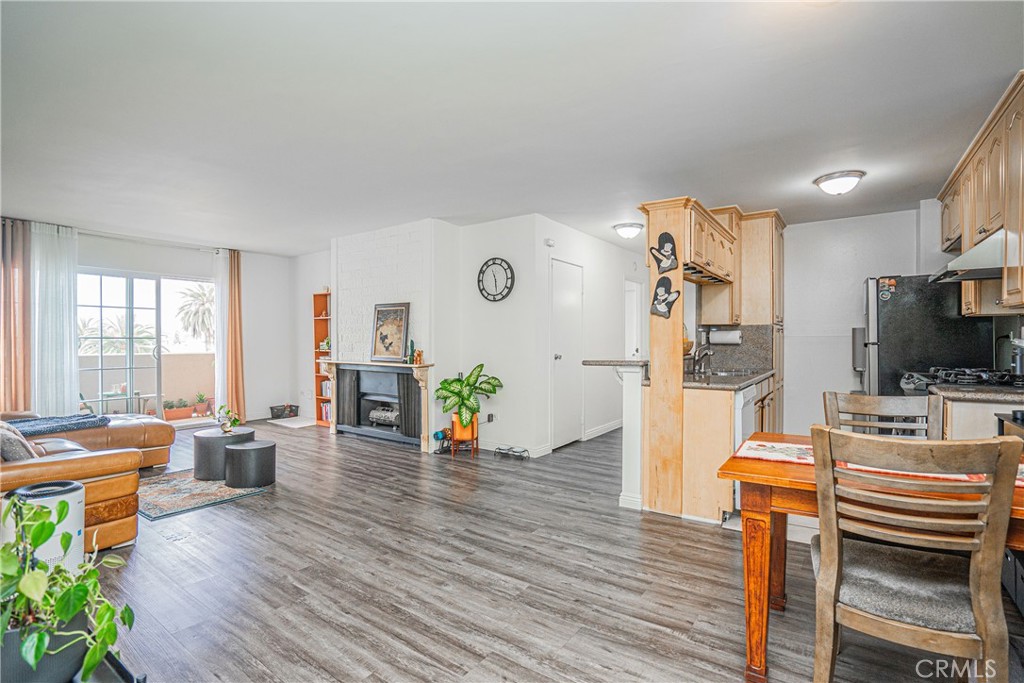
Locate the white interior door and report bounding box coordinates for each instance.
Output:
[552,259,584,449]
[624,280,641,359]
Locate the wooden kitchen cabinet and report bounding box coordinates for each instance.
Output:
[988,125,1006,234]
[941,398,1007,439]
[737,210,785,325]
[640,197,735,286]
[938,71,1024,306]
[701,206,743,325]
[772,325,784,385]
[681,388,736,522]
[962,278,1015,315]
[941,182,963,252]
[1005,88,1024,307]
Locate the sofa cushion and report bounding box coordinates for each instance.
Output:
[29,438,89,458]
[33,415,175,451]
[0,429,37,461]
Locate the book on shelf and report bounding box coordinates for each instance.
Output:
[320,379,332,397]
[321,401,332,422]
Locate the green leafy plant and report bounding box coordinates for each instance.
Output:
[434,364,503,427]
[174,398,189,409]
[161,400,175,410]
[1,498,133,680]
[217,405,240,428]
[195,392,206,404]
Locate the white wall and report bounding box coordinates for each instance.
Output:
[239,252,293,420]
[783,207,948,434]
[289,249,331,418]
[79,233,292,421]
[78,233,214,278]
[534,215,648,445]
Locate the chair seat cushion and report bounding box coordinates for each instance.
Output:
[811,535,975,634]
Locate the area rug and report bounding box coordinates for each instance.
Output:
[266,416,316,429]
[138,469,266,520]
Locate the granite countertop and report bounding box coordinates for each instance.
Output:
[683,369,774,391]
[929,384,1024,404]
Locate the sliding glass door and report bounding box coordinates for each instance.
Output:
[77,272,160,416]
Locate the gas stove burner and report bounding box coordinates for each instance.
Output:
[902,367,1024,395]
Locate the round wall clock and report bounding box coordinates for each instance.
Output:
[478,257,515,302]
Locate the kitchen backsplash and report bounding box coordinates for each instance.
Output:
[702,324,773,370]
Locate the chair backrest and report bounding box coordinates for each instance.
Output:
[823,391,942,440]
[811,425,1022,618]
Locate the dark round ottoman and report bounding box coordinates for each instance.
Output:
[193,427,255,480]
[224,440,276,488]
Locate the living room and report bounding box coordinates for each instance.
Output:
[4,2,1024,682]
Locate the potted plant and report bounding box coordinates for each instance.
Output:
[434,364,503,441]
[217,405,241,433]
[162,399,193,421]
[1,497,133,682]
[194,393,211,417]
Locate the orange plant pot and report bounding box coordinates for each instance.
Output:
[451,413,479,441]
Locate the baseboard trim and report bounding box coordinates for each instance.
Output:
[681,514,721,526]
[583,420,622,441]
[618,493,642,510]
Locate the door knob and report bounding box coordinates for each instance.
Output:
[554,354,563,360]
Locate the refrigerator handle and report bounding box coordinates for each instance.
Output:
[852,327,867,372]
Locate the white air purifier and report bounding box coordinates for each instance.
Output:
[2,481,86,569]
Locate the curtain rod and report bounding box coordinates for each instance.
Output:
[3,216,222,254]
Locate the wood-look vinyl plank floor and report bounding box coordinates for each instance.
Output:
[104,424,1024,682]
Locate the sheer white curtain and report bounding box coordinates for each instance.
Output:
[30,222,79,415]
[213,248,229,413]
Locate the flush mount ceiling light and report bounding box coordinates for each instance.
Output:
[813,170,866,196]
[613,222,644,239]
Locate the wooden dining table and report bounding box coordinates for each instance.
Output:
[718,431,1024,683]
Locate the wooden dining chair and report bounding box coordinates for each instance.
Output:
[810,425,1022,682]
[823,391,942,440]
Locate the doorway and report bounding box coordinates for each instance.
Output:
[551,259,584,449]
[76,273,161,417]
[75,272,216,425]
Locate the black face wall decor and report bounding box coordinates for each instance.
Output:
[650,276,680,319]
[649,232,678,274]
[478,257,515,301]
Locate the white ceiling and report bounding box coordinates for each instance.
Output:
[3,2,1022,256]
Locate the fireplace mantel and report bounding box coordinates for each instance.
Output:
[319,360,433,452]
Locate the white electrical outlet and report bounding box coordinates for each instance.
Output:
[487,412,497,423]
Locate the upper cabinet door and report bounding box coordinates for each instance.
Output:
[988,127,1005,234]
[1003,92,1024,307]
[970,155,989,248]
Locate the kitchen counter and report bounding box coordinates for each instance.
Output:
[581,359,650,367]
[684,369,774,391]
[929,384,1024,404]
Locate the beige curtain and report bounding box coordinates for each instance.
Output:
[226,249,246,423]
[0,218,31,412]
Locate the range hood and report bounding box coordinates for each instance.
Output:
[929,235,1004,282]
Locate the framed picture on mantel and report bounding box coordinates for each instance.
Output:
[370,302,410,362]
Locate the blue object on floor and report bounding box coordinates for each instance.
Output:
[8,414,111,437]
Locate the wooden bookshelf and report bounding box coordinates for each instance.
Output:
[312,291,332,427]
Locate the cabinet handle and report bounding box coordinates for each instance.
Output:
[725,271,732,277]
[944,236,954,243]
[978,226,988,234]
[996,298,1004,306]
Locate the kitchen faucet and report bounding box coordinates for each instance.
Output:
[693,332,714,377]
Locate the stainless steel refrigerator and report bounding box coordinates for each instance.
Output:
[856,275,993,395]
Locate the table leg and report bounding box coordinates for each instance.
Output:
[769,512,788,611]
[740,482,773,683]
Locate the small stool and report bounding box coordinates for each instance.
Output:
[224,440,277,488]
[193,427,256,480]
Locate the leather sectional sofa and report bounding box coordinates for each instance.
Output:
[0,412,175,550]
